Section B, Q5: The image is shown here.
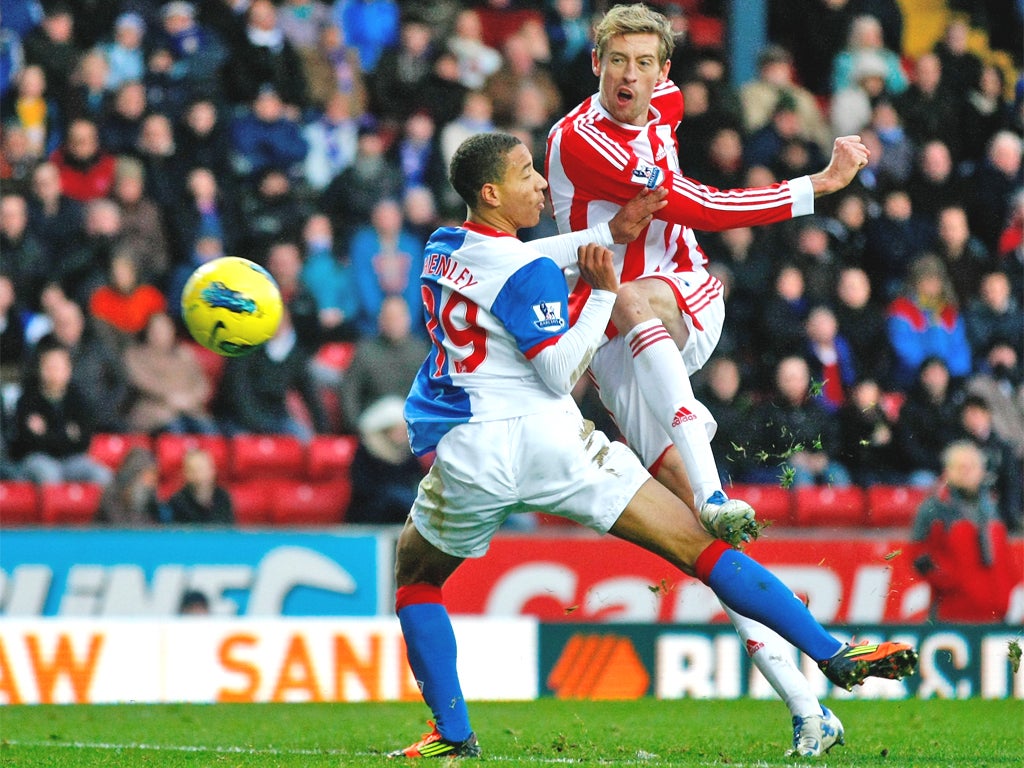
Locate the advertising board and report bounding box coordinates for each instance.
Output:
[0,617,537,704]
[538,623,1024,700]
[443,533,1024,624]
[0,530,389,616]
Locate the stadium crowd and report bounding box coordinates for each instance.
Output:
[0,0,1021,532]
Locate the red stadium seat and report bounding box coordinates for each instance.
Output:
[155,433,230,484]
[314,341,357,374]
[230,434,305,480]
[792,486,868,527]
[270,480,350,526]
[724,484,794,528]
[867,485,931,528]
[88,433,152,470]
[0,482,41,525]
[39,482,104,525]
[306,435,358,481]
[228,482,274,525]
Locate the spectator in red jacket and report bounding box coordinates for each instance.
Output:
[49,118,116,202]
[88,251,167,350]
[909,440,1019,622]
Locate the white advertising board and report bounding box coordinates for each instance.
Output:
[0,617,538,704]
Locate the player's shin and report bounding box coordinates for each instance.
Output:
[624,319,720,507]
[723,604,822,719]
[395,584,473,742]
[696,540,844,662]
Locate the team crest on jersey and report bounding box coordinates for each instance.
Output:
[531,301,565,331]
[630,162,662,189]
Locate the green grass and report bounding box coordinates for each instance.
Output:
[1,699,1021,767]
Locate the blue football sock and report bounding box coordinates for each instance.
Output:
[398,602,472,742]
[705,547,843,661]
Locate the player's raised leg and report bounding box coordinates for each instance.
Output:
[599,287,759,546]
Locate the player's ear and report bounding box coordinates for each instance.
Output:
[479,182,500,209]
[657,59,671,84]
[591,48,601,77]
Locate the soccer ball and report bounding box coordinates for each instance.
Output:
[181,256,283,357]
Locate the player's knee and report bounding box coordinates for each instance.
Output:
[611,282,655,330]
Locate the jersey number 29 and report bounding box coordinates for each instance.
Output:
[422,286,487,376]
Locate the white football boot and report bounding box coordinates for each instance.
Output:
[785,706,845,757]
[699,490,759,546]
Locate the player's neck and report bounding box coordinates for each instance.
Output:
[466,211,518,237]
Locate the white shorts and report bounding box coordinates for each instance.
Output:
[410,406,650,559]
[591,270,724,468]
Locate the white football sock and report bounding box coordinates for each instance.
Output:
[725,604,821,718]
[625,319,721,507]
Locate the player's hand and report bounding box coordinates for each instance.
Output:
[608,187,668,243]
[577,243,618,293]
[809,135,870,197]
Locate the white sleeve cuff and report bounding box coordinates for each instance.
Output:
[789,176,815,218]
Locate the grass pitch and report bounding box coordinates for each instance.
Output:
[1,698,1021,767]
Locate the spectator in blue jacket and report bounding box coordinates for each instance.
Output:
[302,89,359,191]
[0,0,43,41]
[300,213,360,341]
[0,23,23,102]
[230,84,308,182]
[887,254,972,390]
[349,198,423,338]
[151,1,228,103]
[102,13,146,91]
[334,0,399,73]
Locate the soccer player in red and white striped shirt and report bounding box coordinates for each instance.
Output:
[545,3,870,757]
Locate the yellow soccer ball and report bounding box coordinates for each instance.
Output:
[181,256,283,357]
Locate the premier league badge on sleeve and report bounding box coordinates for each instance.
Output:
[532,301,566,331]
[630,162,662,189]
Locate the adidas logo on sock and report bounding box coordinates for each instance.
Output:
[745,639,765,656]
[672,406,697,427]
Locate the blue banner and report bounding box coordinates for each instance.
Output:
[0,530,385,617]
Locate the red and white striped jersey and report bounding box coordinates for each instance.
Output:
[545,81,814,321]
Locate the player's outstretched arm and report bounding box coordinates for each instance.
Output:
[808,135,870,197]
[529,188,668,269]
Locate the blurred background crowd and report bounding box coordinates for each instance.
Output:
[0,0,1021,533]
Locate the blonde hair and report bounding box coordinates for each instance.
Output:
[594,3,674,65]
[908,253,959,308]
